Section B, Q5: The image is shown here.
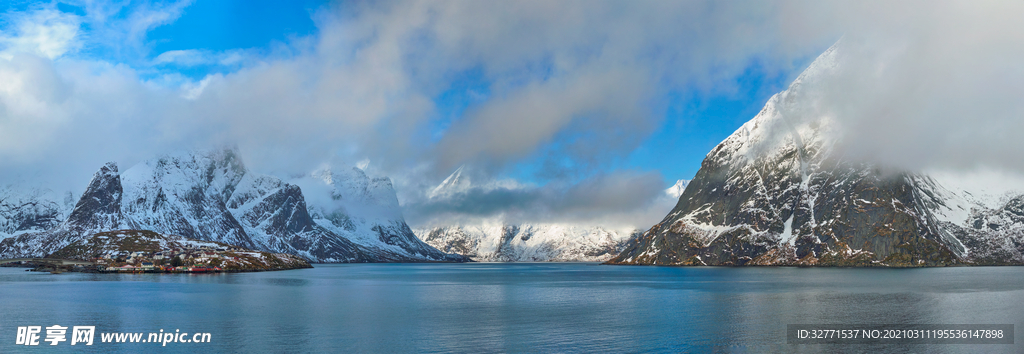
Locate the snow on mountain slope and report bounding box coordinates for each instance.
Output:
[0,163,137,257]
[293,165,466,262]
[607,42,1024,267]
[117,149,362,262]
[0,184,75,240]
[120,149,255,249]
[665,179,689,199]
[419,222,638,262]
[414,168,638,262]
[0,148,466,262]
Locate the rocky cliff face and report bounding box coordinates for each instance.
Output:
[0,149,466,263]
[946,194,1024,264]
[608,44,1024,267]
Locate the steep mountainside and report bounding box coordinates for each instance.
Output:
[0,163,139,257]
[0,149,466,263]
[293,165,466,262]
[414,168,638,262]
[608,44,1024,267]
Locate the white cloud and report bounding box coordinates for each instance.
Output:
[153,49,249,68]
[153,49,207,66]
[774,1,1024,174]
[0,8,81,59]
[404,168,676,230]
[433,67,655,172]
[180,75,213,100]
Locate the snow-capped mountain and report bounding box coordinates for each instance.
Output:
[0,148,466,263]
[664,179,689,199]
[414,168,639,262]
[0,184,75,239]
[293,165,462,262]
[420,222,638,262]
[608,43,1024,266]
[0,163,135,257]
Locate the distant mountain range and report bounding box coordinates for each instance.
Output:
[0,148,466,263]
[420,223,639,262]
[608,44,1024,266]
[415,168,643,262]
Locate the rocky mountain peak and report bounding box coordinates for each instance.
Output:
[607,42,1023,267]
[64,162,127,230]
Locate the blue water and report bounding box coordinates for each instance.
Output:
[0,263,1021,353]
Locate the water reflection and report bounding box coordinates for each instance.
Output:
[0,264,1021,353]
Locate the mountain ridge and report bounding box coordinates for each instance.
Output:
[0,149,467,263]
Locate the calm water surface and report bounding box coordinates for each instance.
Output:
[0,263,1021,353]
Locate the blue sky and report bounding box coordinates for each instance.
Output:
[147,0,323,53]
[3,1,1018,228]
[93,1,817,179]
